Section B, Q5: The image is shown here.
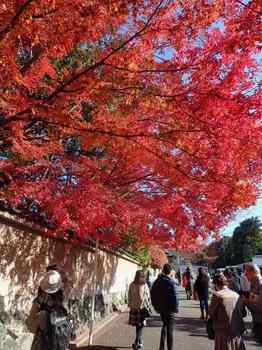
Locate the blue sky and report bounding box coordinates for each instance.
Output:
[221,197,262,236]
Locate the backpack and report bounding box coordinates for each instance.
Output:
[150,278,161,313]
[47,305,72,350]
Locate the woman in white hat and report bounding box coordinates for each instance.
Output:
[26,269,67,350]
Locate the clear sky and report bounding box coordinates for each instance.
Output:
[221,197,262,236]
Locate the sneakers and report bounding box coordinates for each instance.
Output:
[132,343,144,349]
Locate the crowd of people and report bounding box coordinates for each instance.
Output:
[24,262,262,350]
[128,263,262,350]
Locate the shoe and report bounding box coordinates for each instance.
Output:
[132,342,143,349]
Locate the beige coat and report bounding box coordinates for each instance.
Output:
[209,287,246,350]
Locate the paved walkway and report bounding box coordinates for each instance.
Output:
[78,290,260,350]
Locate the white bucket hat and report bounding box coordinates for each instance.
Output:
[39,270,62,294]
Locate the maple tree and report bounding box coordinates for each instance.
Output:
[150,246,168,268]
[0,0,261,250]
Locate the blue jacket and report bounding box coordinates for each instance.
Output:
[151,274,179,315]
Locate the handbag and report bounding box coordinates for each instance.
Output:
[206,318,215,340]
[140,307,151,320]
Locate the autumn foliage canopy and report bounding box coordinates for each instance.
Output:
[0,0,261,250]
[150,246,168,268]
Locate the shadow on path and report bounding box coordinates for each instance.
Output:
[147,315,162,327]
[175,316,208,338]
[146,314,206,338]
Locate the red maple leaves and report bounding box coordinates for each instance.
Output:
[0,0,261,250]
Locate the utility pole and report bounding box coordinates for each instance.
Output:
[88,239,99,345]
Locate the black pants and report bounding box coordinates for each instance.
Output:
[185,288,192,300]
[135,325,144,345]
[160,313,175,350]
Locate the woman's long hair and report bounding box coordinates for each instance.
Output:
[134,270,146,284]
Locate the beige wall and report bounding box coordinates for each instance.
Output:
[0,222,140,349]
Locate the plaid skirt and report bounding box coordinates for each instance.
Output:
[129,309,146,327]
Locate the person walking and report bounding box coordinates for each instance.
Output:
[176,269,181,285]
[26,270,72,350]
[151,263,179,350]
[183,267,194,300]
[128,270,152,350]
[224,269,240,293]
[170,270,180,286]
[194,267,210,320]
[209,273,246,350]
[240,265,251,297]
[243,263,262,344]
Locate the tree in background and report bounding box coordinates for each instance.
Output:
[213,217,262,268]
[212,236,233,268]
[0,1,261,249]
[231,217,262,264]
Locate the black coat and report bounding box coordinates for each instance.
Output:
[194,274,209,300]
[151,274,179,315]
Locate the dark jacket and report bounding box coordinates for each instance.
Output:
[194,274,209,300]
[151,274,179,315]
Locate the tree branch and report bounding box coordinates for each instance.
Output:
[103,62,198,74]
[45,0,165,102]
[116,172,155,187]
[131,139,226,184]
[5,0,165,123]
[235,0,262,15]
[0,0,34,41]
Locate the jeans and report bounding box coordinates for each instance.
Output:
[135,325,144,345]
[160,313,175,350]
[200,298,208,313]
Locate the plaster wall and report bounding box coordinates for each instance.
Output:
[0,224,139,349]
